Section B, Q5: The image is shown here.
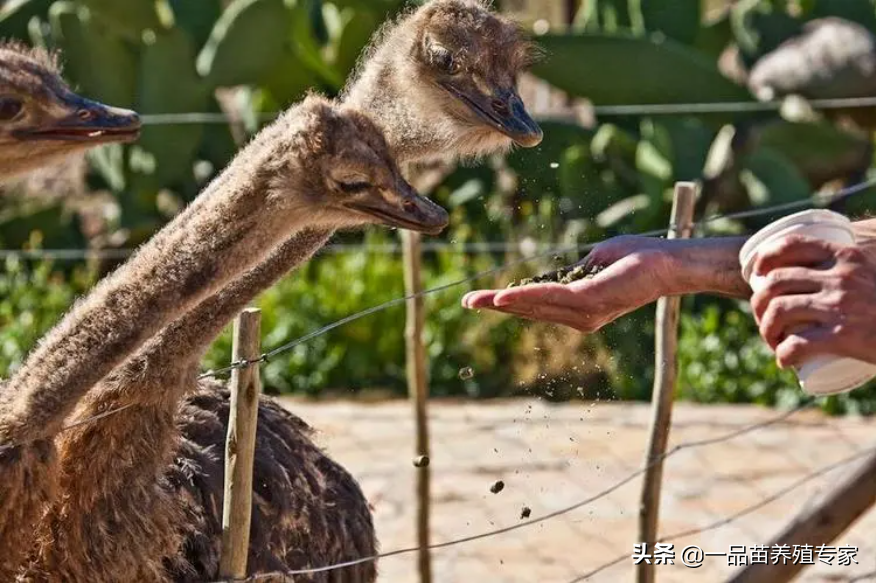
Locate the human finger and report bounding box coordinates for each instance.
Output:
[462,290,501,309]
[774,327,836,369]
[758,295,834,349]
[750,267,824,322]
[752,235,838,276]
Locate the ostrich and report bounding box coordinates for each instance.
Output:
[0,42,140,182]
[0,94,447,581]
[19,0,543,580]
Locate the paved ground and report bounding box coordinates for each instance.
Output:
[279,398,876,583]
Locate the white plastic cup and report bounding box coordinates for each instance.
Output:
[738,209,876,396]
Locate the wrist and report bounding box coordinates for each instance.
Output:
[661,237,751,298]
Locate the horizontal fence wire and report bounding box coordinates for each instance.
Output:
[203,401,876,582]
[567,441,876,582]
[1,174,873,456]
[199,176,876,380]
[134,96,876,126]
[2,148,874,579]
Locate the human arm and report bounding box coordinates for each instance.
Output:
[461,218,876,335]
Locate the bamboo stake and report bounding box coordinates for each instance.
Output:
[637,182,698,583]
[402,228,432,583]
[219,308,262,580]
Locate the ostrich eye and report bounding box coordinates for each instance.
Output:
[431,47,460,75]
[0,96,23,121]
[336,179,372,194]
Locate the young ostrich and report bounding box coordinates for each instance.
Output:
[36,0,543,580]
[23,0,542,580]
[0,94,447,581]
[0,42,140,182]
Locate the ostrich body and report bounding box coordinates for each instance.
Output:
[9,0,542,580]
[1,95,446,581]
[0,42,140,182]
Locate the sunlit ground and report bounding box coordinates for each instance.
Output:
[280,398,876,583]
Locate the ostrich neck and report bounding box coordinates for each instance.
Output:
[0,143,312,443]
[123,227,335,382]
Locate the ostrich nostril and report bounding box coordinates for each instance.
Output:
[77,109,95,121]
[402,199,417,214]
[491,99,510,117]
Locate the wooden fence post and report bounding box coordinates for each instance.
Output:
[637,182,698,583]
[219,307,262,580]
[726,451,876,583]
[402,228,432,583]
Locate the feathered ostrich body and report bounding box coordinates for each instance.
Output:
[0,1,542,581]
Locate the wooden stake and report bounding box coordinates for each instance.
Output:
[402,228,432,583]
[726,451,876,583]
[219,308,262,580]
[637,182,698,583]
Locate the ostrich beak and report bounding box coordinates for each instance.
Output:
[15,96,141,145]
[346,180,449,236]
[441,82,543,147]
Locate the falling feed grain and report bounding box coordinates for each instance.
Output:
[413,455,430,468]
[458,366,474,380]
[490,480,505,494]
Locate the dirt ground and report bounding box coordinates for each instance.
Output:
[278,398,876,583]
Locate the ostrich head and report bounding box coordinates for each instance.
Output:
[0,42,140,182]
[271,96,449,235]
[343,0,543,163]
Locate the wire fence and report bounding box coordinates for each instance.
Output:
[134,95,876,126]
[3,152,876,580]
[217,396,876,582]
[2,174,874,453]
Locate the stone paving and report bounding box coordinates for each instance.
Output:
[278,398,876,583]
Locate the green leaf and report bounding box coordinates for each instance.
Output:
[79,0,168,40]
[0,0,54,42]
[48,2,138,108]
[731,0,803,60]
[738,146,812,217]
[693,8,734,59]
[751,120,871,187]
[287,0,344,89]
[169,0,222,50]
[807,0,876,32]
[136,27,208,189]
[0,203,86,249]
[531,33,753,107]
[197,0,291,87]
[333,7,379,80]
[632,0,700,45]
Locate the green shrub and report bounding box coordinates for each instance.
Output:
[0,256,95,377]
[201,231,524,398]
[677,302,876,415]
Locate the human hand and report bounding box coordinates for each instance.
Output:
[461,236,678,333]
[750,234,876,368]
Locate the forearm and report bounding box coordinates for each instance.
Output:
[664,236,751,299]
[659,217,876,299]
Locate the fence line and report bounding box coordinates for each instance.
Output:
[202,401,876,582]
[200,176,876,381]
[568,442,876,582]
[4,169,872,264]
[1,174,873,455]
[135,96,876,126]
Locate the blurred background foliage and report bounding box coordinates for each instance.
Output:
[2,0,876,414]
